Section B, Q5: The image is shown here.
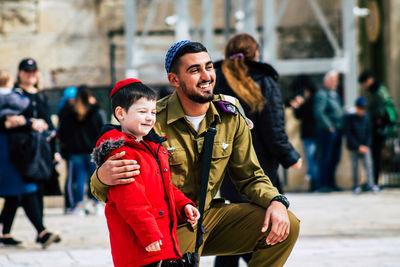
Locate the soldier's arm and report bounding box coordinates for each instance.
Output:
[90,151,140,202]
[227,114,280,208]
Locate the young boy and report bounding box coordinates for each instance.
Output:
[0,71,30,119]
[92,78,199,267]
[343,97,380,194]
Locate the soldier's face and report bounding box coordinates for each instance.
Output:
[172,52,215,103]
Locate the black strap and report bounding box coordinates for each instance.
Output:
[193,121,217,267]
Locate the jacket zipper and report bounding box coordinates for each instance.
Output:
[141,141,181,256]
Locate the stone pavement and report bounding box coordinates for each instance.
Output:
[1,189,399,267]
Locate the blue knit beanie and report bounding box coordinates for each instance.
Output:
[63,86,77,100]
[355,96,367,108]
[164,40,193,73]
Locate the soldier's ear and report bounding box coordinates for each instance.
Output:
[168,72,179,88]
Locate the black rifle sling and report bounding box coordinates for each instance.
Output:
[193,121,217,267]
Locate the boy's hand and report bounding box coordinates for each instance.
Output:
[358,145,369,154]
[145,240,162,252]
[184,204,200,227]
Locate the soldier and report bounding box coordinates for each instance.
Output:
[91,41,300,267]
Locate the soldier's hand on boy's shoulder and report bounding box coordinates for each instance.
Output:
[98,151,140,185]
[184,204,200,227]
[145,239,162,252]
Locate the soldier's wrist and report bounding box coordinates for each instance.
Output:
[271,195,290,209]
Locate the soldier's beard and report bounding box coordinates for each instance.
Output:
[180,80,214,104]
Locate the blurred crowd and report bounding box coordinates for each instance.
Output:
[289,70,397,194]
[0,58,107,249]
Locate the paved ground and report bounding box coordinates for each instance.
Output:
[1,189,399,267]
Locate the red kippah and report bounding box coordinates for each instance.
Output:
[110,78,142,97]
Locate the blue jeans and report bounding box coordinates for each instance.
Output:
[302,138,318,187]
[65,154,96,209]
[316,129,342,189]
[349,149,375,189]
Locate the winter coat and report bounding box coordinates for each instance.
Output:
[0,89,37,196]
[13,88,55,132]
[343,112,372,151]
[0,133,37,196]
[214,60,300,170]
[293,95,317,139]
[0,87,30,117]
[58,103,106,157]
[92,127,195,267]
[314,88,344,130]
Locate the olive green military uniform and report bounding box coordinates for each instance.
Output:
[91,92,300,267]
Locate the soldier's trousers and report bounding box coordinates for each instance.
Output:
[176,200,300,267]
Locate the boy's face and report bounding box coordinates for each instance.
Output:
[355,106,366,115]
[116,97,157,140]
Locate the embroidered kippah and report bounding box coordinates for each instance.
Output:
[110,78,142,97]
[165,40,193,73]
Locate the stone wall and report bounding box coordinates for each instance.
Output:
[0,0,122,88]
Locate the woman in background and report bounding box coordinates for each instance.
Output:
[58,85,106,215]
[213,33,302,267]
[0,59,60,248]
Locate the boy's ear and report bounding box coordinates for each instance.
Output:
[167,72,179,88]
[114,106,125,121]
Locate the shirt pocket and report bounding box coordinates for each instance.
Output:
[212,141,232,159]
[168,147,187,187]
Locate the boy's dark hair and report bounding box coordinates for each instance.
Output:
[111,82,157,120]
[169,42,208,74]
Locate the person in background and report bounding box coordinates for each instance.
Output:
[314,70,344,192]
[213,33,302,266]
[58,86,77,112]
[215,33,302,194]
[358,70,397,186]
[289,75,318,192]
[58,85,106,215]
[343,97,380,194]
[0,70,29,246]
[91,78,199,267]
[57,86,77,213]
[0,65,60,248]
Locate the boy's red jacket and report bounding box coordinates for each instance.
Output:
[92,127,195,267]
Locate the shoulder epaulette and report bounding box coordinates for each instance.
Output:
[214,94,254,129]
[156,95,169,113]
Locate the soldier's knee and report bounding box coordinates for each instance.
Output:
[287,210,300,243]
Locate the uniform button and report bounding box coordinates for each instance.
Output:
[156,171,159,174]
[163,168,168,172]
[162,150,167,154]
[159,211,164,215]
